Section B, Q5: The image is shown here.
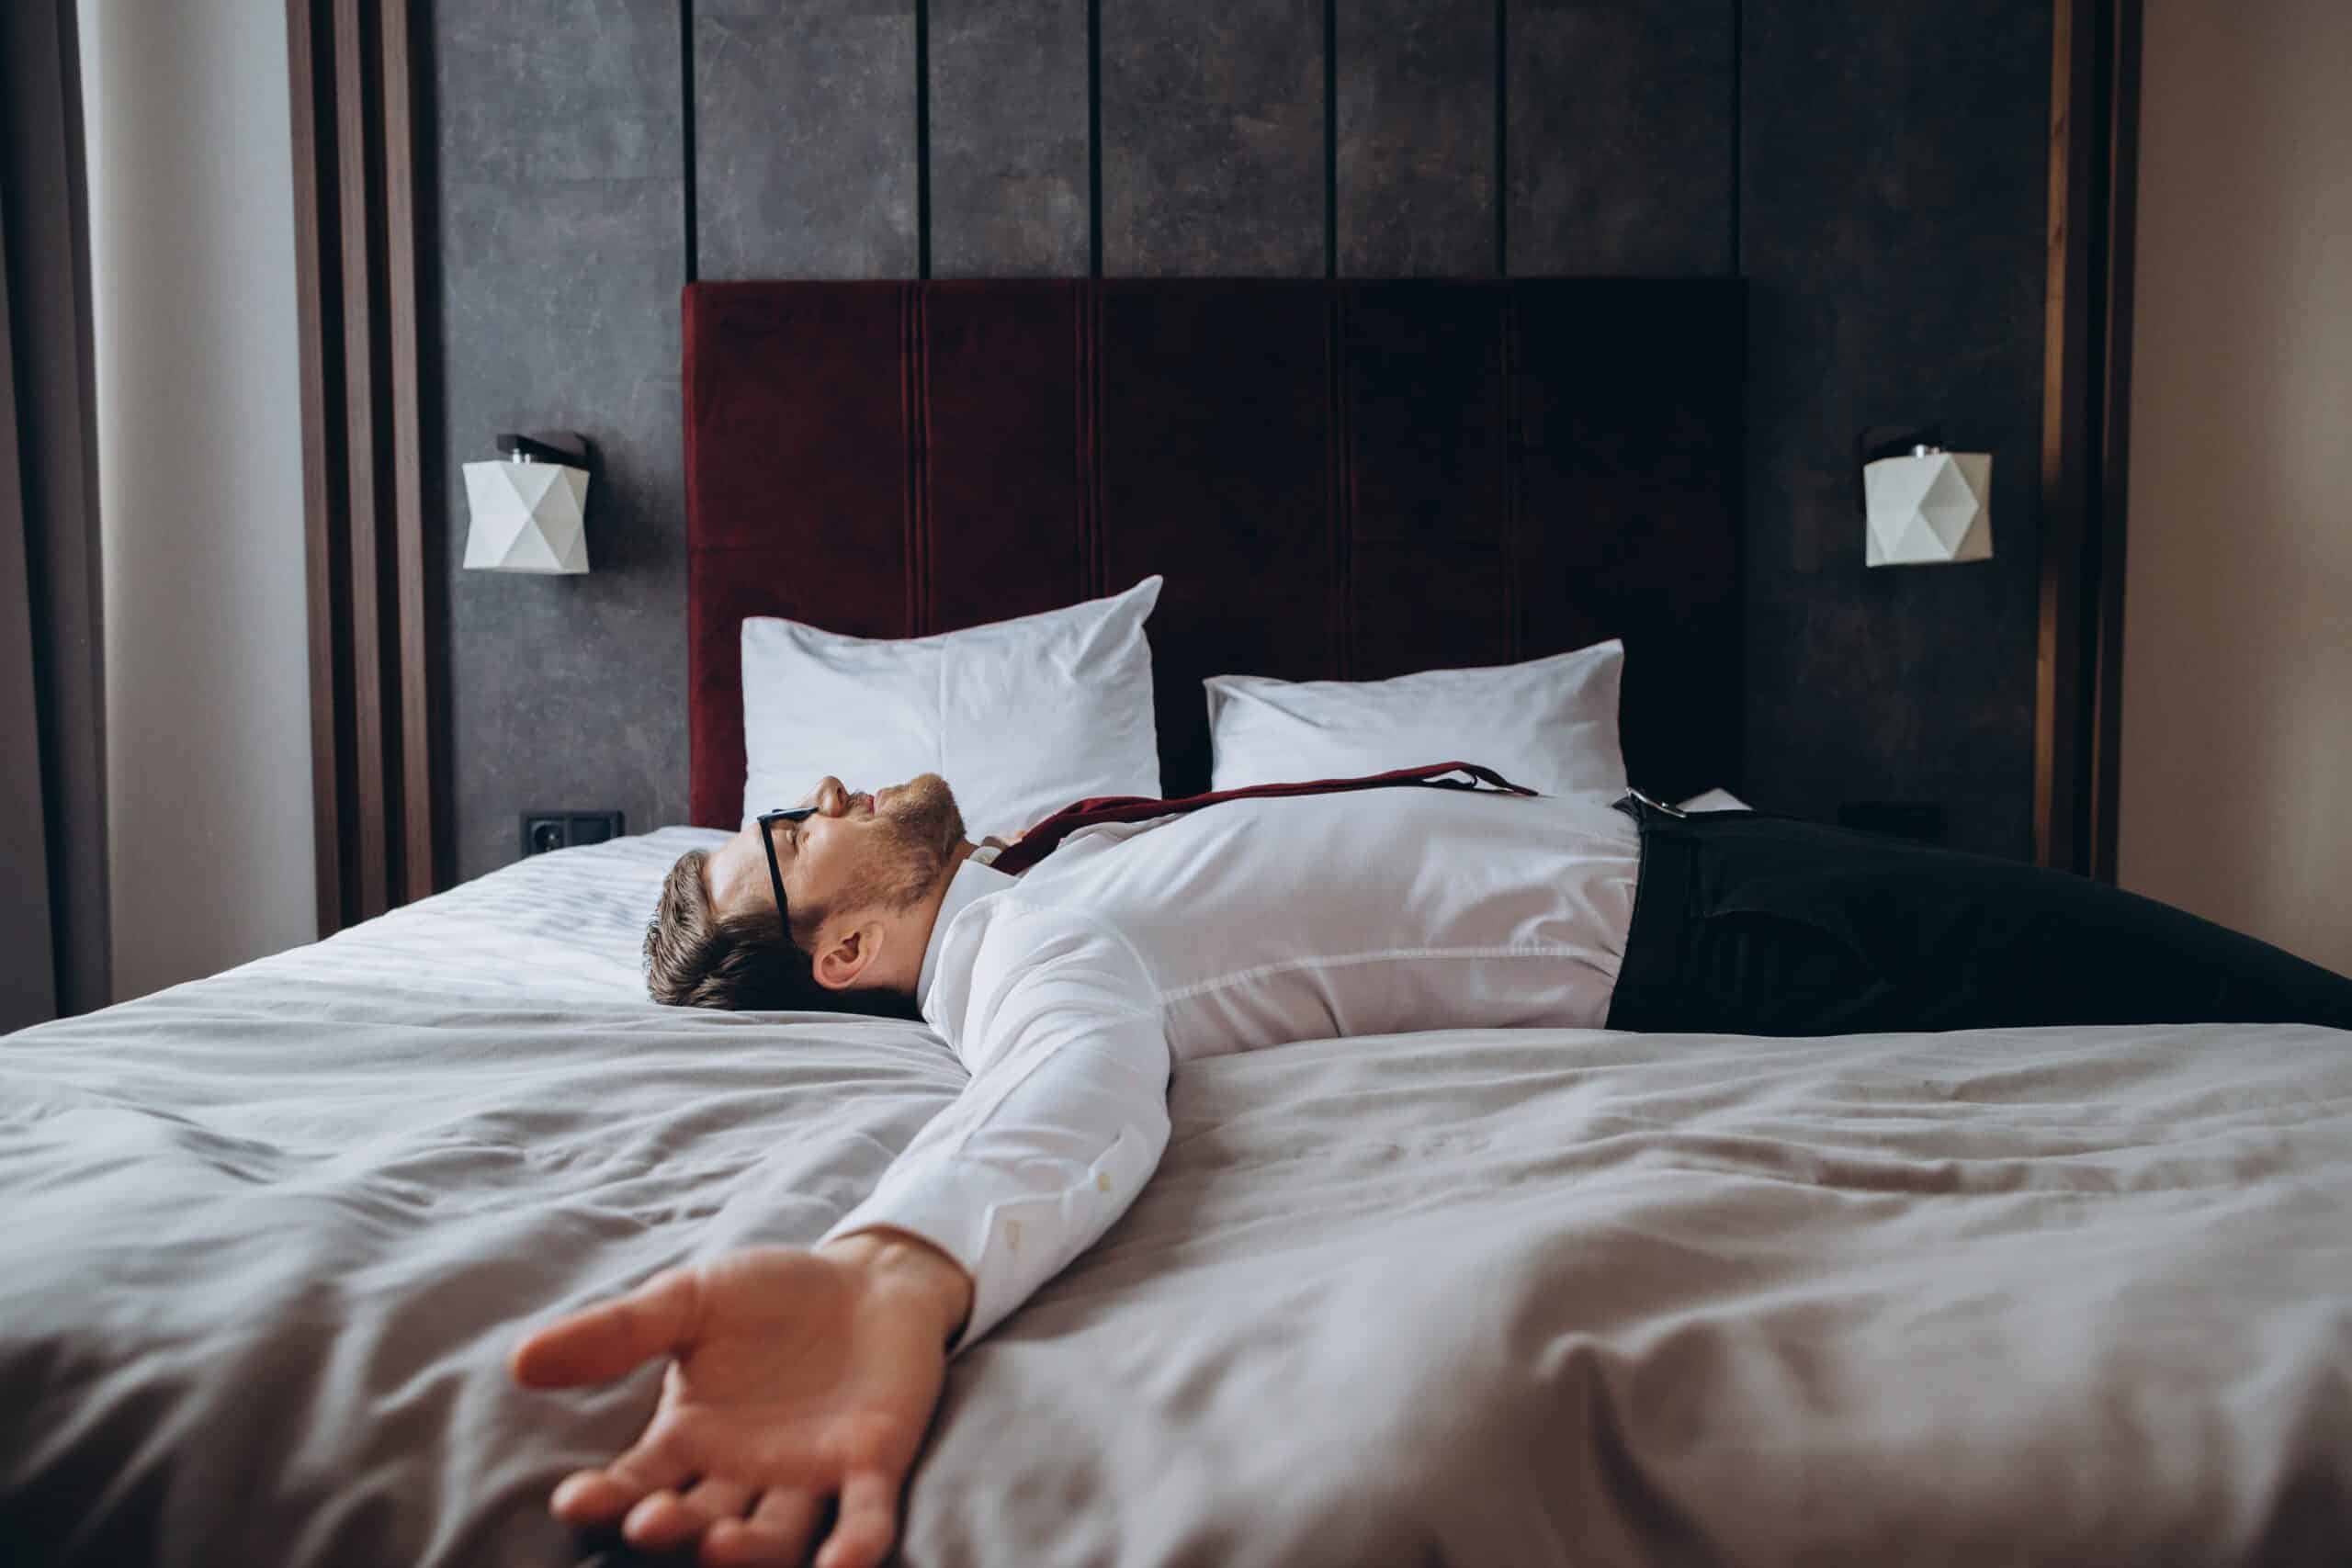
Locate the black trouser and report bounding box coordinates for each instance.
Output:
[1602,795,2352,1035]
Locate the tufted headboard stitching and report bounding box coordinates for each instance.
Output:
[684,278,1743,828]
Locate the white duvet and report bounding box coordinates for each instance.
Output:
[4,829,2348,1565]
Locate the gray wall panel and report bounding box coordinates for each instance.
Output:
[435,1,688,883]
[427,0,2066,880]
[1507,0,1736,275]
[930,0,1090,276]
[695,0,917,279]
[1101,0,1325,276]
[440,1,680,184]
[1739,0,2052,858]
[1340,0,1495,276]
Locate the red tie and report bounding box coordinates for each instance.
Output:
[988,761,1539,876]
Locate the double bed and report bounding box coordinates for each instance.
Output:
[6,280,2347,1566]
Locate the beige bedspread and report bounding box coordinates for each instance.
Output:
[4,828,2347,1565]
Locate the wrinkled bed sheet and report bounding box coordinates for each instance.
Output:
[4,828,2348,1566]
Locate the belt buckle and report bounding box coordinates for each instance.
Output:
[1625,786,1688,818]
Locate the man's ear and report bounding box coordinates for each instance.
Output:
[809,919,886,992]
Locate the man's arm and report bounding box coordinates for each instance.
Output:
[512,907,1168,1565]
[812,902,1173,1351]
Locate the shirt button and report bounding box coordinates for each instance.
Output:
[1095,1171,1111,1192]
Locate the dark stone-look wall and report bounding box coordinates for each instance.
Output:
[435,0,690,885]
[431,0,2051,879]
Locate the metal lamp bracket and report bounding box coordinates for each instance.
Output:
[495,431,593,470]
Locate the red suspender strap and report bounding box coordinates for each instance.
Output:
[989,761,1538,876]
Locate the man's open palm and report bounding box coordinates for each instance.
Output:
[510,1246,955,1568]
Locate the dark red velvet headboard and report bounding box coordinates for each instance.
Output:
[684,279,1743,829]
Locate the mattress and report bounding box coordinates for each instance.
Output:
[4,828,2348,1565]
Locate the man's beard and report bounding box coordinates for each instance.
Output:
[834,773,966,919]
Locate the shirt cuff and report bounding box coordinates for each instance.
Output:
[815,1126,1157,1356]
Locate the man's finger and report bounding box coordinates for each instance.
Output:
[548,1439,695,1527]
[684,1476,759,1524]
[702,1487,826,1568]
[509,1268,701,1389]
[620,1487,695,1550]
[813,1470,900,1568]
[622,1476,754,1552]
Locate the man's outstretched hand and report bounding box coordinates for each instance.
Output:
[509,1229,975,1568]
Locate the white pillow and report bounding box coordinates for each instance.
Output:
[741,576,1163,839]
[1204,638,1627,798]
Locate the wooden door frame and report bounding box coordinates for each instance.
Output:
[2035,0,2142,879]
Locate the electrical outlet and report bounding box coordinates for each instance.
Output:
[520,810,625,857]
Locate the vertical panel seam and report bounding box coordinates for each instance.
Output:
[1088,284,1105,594]
[1502,284,1521,659]
[1327,285,1341,671]
[1342,288,1358,670]
[915,0,931,278]
[1087,0,1103,276]
[1729,0,1742,273]
[1323,0,1338,278]
[899,287,909,631]
[900,287,919,634]
[1495,0,1510,276]
[1328,285,1351,674]
[681,0,697,282]
[920,286,934,631]
[1073,286,1089,592]
[1728,280,1749,794]
[1083,284,1106,595]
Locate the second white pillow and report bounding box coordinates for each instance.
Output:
[1204,638,1628,798]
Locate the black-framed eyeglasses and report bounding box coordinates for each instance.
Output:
[756,806,818,937]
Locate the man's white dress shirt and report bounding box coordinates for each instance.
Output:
[814,786,1643,1351]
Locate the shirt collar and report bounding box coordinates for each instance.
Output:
[918,852,1017,1010]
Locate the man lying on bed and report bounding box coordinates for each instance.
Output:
[508,766,2352,1568]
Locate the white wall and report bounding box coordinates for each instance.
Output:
[2119,0,2352,976]
[80,0,316,999]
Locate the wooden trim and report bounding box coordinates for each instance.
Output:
[0,41,61,1028]
[6,0,115,1015]
[286,0,437,934]
[379,0,436,904]
[332,0,389,920]
[2033,0,2089,873]
[285,0,347,938]
[2034,0,2140,877]
[2087,0,2141,884]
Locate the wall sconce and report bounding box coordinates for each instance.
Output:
[1858,423,1992,567]
[462,432,593,573]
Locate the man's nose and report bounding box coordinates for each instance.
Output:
[814,776,848,816]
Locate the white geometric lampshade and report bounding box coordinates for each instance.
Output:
[462,458,591,573]
[1864,447,1992,566]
